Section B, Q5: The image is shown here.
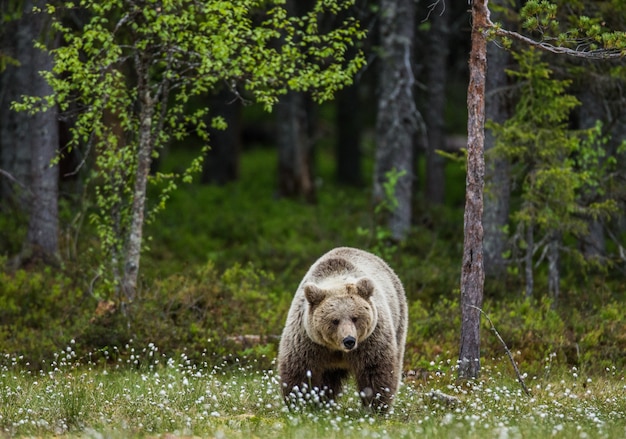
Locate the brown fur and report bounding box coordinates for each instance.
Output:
[277,247,408,412]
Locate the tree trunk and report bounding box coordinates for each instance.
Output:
[483,0,511,278]
[524,221,534,298]
[458,0,488,380]
[547,233,560,301]
[335,83,363,186]
[576,86,607,259]
[275,0,316,202]
[276,90,316,202]
[0,2,40,208]
[0,0,60,263]
[425,3,449,205]
[202,87,241,185]
[26,26,60,263]
[374,0,416,241]
[121,63,155,303]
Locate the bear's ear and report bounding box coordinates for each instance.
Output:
[304,283,326,307]
[356,278,374,300]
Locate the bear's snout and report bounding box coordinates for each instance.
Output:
[343,336,356,350]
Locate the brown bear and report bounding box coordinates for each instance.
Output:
[277,247,408,412]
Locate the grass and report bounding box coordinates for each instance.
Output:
[1,343,625,438]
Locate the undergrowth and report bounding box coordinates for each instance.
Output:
[0,147,625,375]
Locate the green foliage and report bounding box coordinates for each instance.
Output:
[0,0,22,23]
[0,210,26,257]
[14,0,366,297]
[85,260,284,367]
[519,0,626,55]
[144,147,368,283]
[567,300,626,372]
[0,143,625,376]
[488,48,623,286]
[406,292,626,376]
[0,266,95,367]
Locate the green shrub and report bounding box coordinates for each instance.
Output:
[568,300,626,372]
[93,261,290,368]
[0,264,95,368]
[0,209,26,257]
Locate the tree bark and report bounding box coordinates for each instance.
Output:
[547,233,560,300]
[524,221,534,298]
[275,0,316,202]
[0,0,60,263]
[458,0,488,380]
[483,0,511,279]
[576,85,607,259]
[0,2,40,208]
[276,90,316,202]
[425,3,450,205]
[335,83,363,186]
[374,0,416,241]
[121,58,155,303]
[202,87,241,185]
[26,27,60,263]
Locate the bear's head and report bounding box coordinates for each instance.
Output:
[303,277,378,352]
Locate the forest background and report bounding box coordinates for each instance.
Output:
[0,0,625,382]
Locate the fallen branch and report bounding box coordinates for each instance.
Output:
[468,304,532,396]
[428,389,461,406]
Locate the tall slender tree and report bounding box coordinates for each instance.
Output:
[458,0,488,380]
[459,0,626,379]
[374,0,417,241]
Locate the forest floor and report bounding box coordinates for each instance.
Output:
[1,344,625,438]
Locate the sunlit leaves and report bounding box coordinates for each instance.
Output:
[25,0,365,291]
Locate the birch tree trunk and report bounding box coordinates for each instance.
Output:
[374,0,416,241]
[458,0,488,380]
[121,59,155,303]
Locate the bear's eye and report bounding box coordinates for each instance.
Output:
[351,317,358,323]
[332,319,340,326]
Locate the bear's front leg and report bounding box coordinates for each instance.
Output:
[354,363,399,413]
[280,360,316,402]
[279,344,338,408]
[321,368,349,401]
